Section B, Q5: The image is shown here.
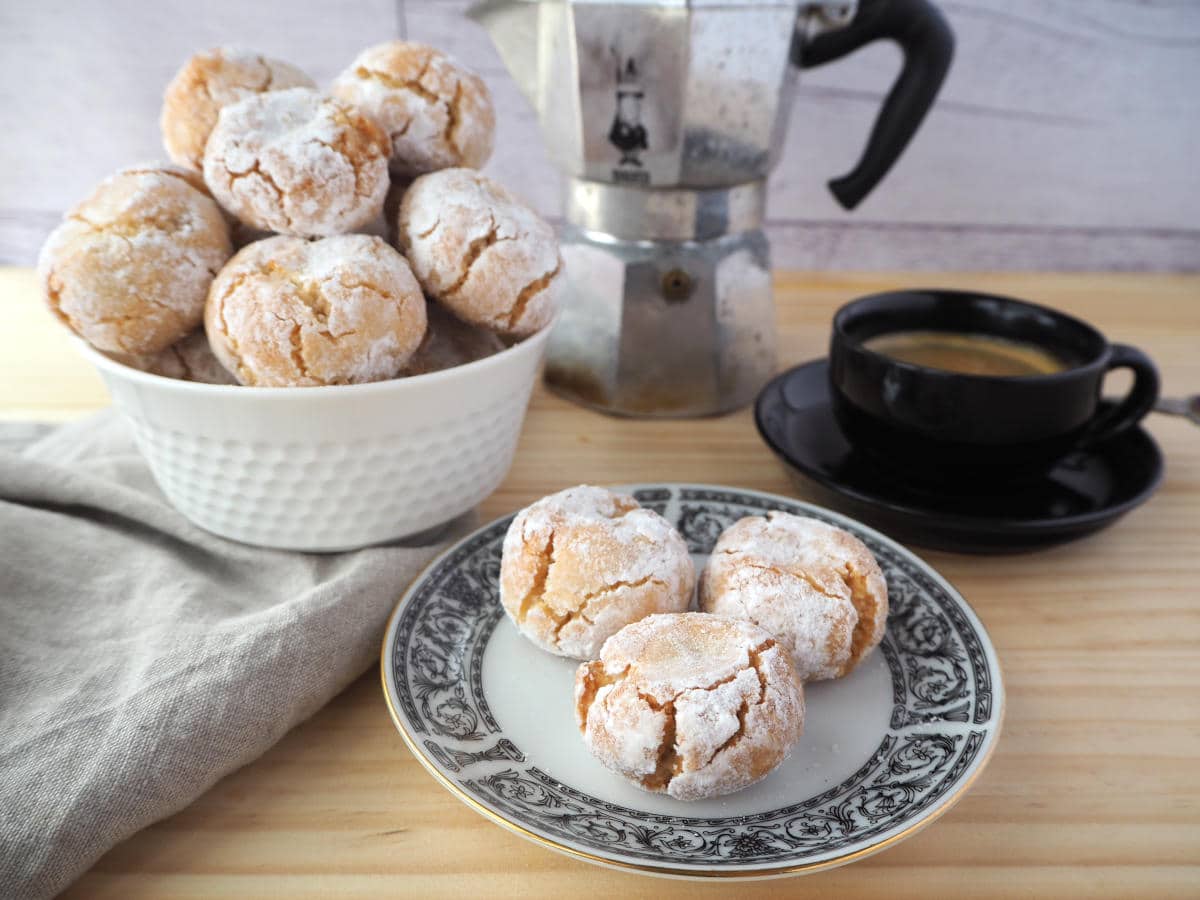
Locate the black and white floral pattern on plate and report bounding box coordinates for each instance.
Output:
[385,485,1003,873]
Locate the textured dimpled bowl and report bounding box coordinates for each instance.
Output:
[76,326,551,551]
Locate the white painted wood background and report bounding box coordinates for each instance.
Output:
[1,0,1197,270]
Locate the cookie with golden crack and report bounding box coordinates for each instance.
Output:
[161,47,315,172]
[499,485,695,660]
[331,41,494,176]
[204,234,426,386]
[38,165,232,356]
[397,168,562,338]
[699,511,888,681]
[203,87,389,237]
[575,612,805,801]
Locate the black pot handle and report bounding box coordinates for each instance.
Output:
[796,0,954,210]
[1077,343,1161,449]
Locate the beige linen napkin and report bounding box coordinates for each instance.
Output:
[0,411,463,898]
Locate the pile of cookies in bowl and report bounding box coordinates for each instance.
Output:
[36,43,564,551]
[501,485,888,801]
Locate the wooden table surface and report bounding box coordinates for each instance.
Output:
[4,268,1199,898]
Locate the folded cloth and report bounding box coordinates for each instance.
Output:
[0,411,464,898]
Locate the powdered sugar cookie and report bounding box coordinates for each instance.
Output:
[500,485,696,660]
[398,168,562,337]
[161,47,315,172]
[575,612,805,800]
[203,88,389,236]
[699,512,888,681]
[205,234,426,386]
[331,41,494,176]
[38,165,232,356]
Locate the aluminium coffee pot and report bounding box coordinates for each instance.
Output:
[472,0,954,417]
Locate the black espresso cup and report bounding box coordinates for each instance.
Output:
[828,290,1160,482]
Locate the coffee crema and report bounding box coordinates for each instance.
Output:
[862,330,1069,377]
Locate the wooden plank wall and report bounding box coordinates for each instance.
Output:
[1,0,1196,271]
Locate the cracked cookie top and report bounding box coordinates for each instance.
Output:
[499,485,696,660]
[397,168,562,338]
[699,512,889,682]
[575,612,805,801]
[331,41,494,177]
[161,47,316,173]
[204,234,426,386]
[38,165,232,356]
[203,88,390,237]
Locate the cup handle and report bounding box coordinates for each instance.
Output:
[1077,343,1160,449]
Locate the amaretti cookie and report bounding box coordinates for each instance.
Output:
[575,613,805,801]
[205,234,426,386]
[499,486,695,660]
[161,48,315,172]
[699,512,888,682]
[38,165,232,356]
[332,41,495,176]
[203,87,389,236]
[397,168,562,337]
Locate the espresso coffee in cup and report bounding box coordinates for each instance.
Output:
[828,290,1160,482]
[861,330,1068,377]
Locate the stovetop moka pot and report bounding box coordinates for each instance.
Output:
[472,0,954,417]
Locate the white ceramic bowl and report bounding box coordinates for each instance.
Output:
[77,327,551,551]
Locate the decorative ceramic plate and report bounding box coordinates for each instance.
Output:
[381,485,1004,879]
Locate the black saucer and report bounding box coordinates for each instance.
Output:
[754,359,1164,553]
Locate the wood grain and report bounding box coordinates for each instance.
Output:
[3,267,1199,897]
[2,1,1198,269]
